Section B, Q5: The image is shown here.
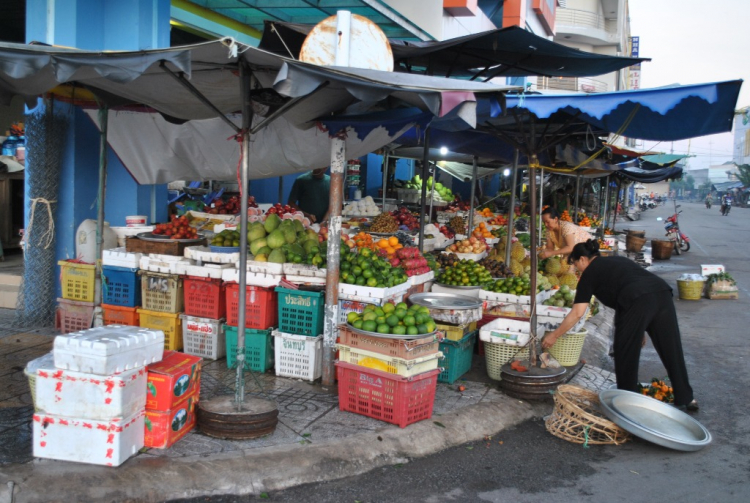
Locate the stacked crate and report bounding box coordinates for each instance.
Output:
[137,255,189,351]
[101,249,143,327]
[29,326,164,466]
[56,260,97,334]
[435,322,478,384]
[271,286,326,381]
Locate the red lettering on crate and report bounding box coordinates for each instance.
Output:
[106,434,115,444]
[40,441,46,448]
[105,448,113,459]
[83,422,92,429]
[105,380,115,394]
[55,382,63,393]
[53,370,63,379]
[105,398,112,405]
[187,322,214,334]
[359,374,383,388]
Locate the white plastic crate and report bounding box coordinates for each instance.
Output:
[338,299,375,325]
[102,248,143,268]
[338,281,410,304]
[440,250,487,261]
[284,274,327,285]
[33,409,144,467]
[478,288,553,306]
[336,344,443,378]
[282,263,327,278]
[184,245,240,264]
[53,326,164,376]
[34,363,147,420]
[409,271,435,286]
[243,260,284,275]
[272,331,323,382]
[139,254,194,274]
[180,315,226,360]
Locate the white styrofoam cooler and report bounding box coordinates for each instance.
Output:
[53,326,164,376]
[102,247,143,268]
[34,361,147,420]
[33,410,144,467]
[479,317,531,347]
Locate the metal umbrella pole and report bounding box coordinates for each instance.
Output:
[602,177,611,237]
[468,156,478,234]
[538,167,544,247]
[381,149,390,212]
[428,163,435,222]
[94,106,108,309]
[417,128,431,254]
[234,64,253,407]
[278,176,283,204]
[574,173,581,224]
[505,150,519,266]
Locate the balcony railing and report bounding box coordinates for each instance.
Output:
[556,7,615,33]
[537,76,608,93]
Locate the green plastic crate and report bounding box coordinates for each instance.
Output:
[275,287,325,337]
[438,331,477,384]
[224,325,274,372]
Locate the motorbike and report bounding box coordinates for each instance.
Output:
[705,199,712,209]
[664,207,690,254]
[721,198,732,216]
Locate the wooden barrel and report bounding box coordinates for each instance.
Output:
[625,234,646,252]
[651,239,673,260]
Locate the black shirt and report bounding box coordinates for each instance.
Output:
[573,256,671,311]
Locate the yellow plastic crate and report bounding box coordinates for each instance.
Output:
[436,322,477,342]
[336,344,442,378]
[58,261,96,302]
[138,309,183,350]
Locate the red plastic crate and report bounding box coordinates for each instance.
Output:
[183,276,226,319]
[55,298,95,334]
[225,283,277,329]
[335,361,439,428]
[101,304,140,326]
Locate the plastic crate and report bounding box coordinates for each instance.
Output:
[438,331,477,384]
[225,283,278,329]
[138,309,183,350]
[102,265,141,307]
[140,271,184,313]
[338,324,440,360]
[335,361,440,428]
[224,325,274,372]
[58,261,96,302]
[435,322,478,342]
[272,331,323,381]
[484,341,530,381]
[181,315,226,360]
[55,298,95,334]
[336,344,442,378]
[101,304,140,326]
[275,287,325,336]
[183,276,226,319]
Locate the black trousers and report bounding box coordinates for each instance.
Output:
[613,290,694,406]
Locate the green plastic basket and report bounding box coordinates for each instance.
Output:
[438,331,477,384]
[224,325,274,372]
[275,287,325,336]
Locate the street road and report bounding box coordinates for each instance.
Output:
[178,202,750,503]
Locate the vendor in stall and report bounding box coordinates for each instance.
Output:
[538,207,592,260]
[288,168,330,224]
[542,239,698,412]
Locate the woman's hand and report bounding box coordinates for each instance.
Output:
[542,331,559,349]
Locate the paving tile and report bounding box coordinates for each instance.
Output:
[0,423,33,464]
[0,404,33,431]
[433,381,487,415]
[0,346,52,378]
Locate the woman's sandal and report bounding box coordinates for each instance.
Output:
[675,399,699,412]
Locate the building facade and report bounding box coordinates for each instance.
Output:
[733,107,750,166]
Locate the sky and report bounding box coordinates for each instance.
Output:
[628,0,749,170]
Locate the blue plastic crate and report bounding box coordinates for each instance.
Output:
[438,331,477,384]
[102,265,141,307]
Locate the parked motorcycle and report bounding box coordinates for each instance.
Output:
[665,207,690,254]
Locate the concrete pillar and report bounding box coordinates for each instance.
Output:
[26,0,170,270]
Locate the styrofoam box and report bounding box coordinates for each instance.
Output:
[140,254,194,274]
[536,303,587,333]
[102,247,143,269]
[221,268,282,287]
[479,317,531,347]
[176,262,232,279]
[53,326,164,376]
[285,275,327,285]
[339,281,410,303]
[111,226,155,247]
[478,288,553,306]
[243,260,284,275]
[701,264,725,276]
[410,271,435,286]
[441,250,488,261]
[184,245,239,264]
[34,361,147,420]
[282,263,327,278]
[33,409,144,467]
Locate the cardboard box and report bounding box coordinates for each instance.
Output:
[144,392,197,449]
[146,351,202,412]
[701,264,725,276]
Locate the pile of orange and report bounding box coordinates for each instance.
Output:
[476,207,493,218]
[352,232,376,251]
[487,214,508,226]
[560,210,573,222]
[377,236,403,257]
[578,216,592,227]
[471,222,494,239]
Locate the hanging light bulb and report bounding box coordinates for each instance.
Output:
[439,146,448,156]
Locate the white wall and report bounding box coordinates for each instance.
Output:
[565,0,604,15]
[733,111,750,166]
[382,0,444,39]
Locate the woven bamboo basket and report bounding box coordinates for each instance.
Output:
[651,239,673,260]
[545,384,631,445]
[625,234,646,252]
[677,279,704,300]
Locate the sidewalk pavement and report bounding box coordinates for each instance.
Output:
[0,304,616,503]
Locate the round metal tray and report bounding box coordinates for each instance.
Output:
[137,231,205,244]
[408,292,483,310]
[433,281,483,290]
[599,390,711,451]
[368,232,398,237]
[345,323,436,340]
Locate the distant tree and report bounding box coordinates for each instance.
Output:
[736,164,750,188]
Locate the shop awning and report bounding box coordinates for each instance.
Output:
[616,165,684,183]
[259,21,649,79]
[712,181,744,192]
[433,160,504,181]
